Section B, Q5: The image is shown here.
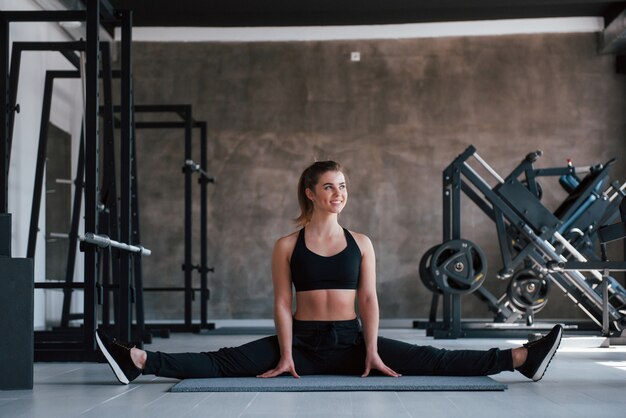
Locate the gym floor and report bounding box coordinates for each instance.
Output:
[2,322,625,418]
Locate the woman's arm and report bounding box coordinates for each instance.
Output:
[257,236,300,378]
[356,234,401,378]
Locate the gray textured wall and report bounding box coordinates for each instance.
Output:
[128,33,626,321]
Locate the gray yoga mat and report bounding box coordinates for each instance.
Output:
[170,375,507,392]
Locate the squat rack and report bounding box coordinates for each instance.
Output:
[112,105,216,335]
[0,1,139,361]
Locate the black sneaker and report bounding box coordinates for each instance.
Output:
[516,324,563,382]
[95,328,141,384]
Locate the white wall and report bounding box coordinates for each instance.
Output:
[2,0,84,329]
[124,17,604,42]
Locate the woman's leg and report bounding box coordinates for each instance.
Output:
[142,335,282,379]
[377,337,514,376]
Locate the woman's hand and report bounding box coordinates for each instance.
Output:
[257,355,300,379]
[362,352,401,378]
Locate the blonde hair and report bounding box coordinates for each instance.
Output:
[295,161,342,227]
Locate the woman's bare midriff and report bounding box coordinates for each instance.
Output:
[293,289,357,321]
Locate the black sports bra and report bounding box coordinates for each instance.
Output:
[290,228,362,292]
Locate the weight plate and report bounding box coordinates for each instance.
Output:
[419,245,443,294]
[429,239,487,295]
[507,269,550,313]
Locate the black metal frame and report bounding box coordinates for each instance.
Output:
[418,145,626,338]
[0,2,139,361]
[111,105,215,334]
[27,63,147,353]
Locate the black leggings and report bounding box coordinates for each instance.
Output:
[142,319,514,379]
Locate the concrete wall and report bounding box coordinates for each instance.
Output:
[129,32,626,321]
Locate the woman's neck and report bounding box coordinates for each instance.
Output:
[306,212,342,237]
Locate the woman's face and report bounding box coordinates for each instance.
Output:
[307,170,347,215]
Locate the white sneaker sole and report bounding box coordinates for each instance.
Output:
[532,326,562,382]
[95,331,130,385]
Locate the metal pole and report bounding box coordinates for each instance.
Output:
[61,126,84,327]
[80,233,150,256]
[131,105,145,342]
[26,73,53,259]
[119,8,133,342]
[0,16,8,213]
[199,123,208,328]
[83,0,100,353]
[184,106,192,328]
[472,151,505,184]
[100,42,121,328]
[6,45,21,171]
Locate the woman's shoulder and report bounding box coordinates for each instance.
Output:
[274,229,300,253]
[345,229,374,253]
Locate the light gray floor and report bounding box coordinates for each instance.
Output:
[1,326,625,418]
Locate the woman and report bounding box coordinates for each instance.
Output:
[96,161,562,384]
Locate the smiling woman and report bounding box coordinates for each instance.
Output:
[95,160,562,384]
[295,161,346,228]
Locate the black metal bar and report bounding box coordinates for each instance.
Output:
[135,104,191,113]
[110,104,192,114]
[61,126,84,327]
[427,293,438,324]
[131,99,146,342]
[199,122,209,327]
[12,41,85,52]
[6,45,21,170]
[100,42,120,328]
[134,121,193,129]
[26,72,54,259]
[183,105,193,328]
[441,163,454,336]
[36,282,86,289]
[143,287,203,292]
[59,50,81,70]
[493,207,513,271]
[118,9,133,342]
[99,0,117,22]
[83,0,100,354]
[0,16,7,213]
[1,11,86,22]
[99,212,112,326]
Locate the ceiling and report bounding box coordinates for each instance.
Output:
[103,0,626,28]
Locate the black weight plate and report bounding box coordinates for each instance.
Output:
[419,245,443,294]
[430,239,487,295]
[507,270,550,313]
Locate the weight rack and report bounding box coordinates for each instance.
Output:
[0,1,137,361]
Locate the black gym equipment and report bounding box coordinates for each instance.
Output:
[110,104,216,336]
[428,239,487,295]
[29,60,151,354]
[416,145,626,338]
[0,2,137,361]
[506,269,551,319]
[547,197,626,343]
[26,78,215,354]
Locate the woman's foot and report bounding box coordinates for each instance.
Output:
[130,347,147,369]
[515,324,563,382]
[511,346,527,368]
[95,328,142,384]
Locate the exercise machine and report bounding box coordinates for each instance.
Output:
[417,145,626,338]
